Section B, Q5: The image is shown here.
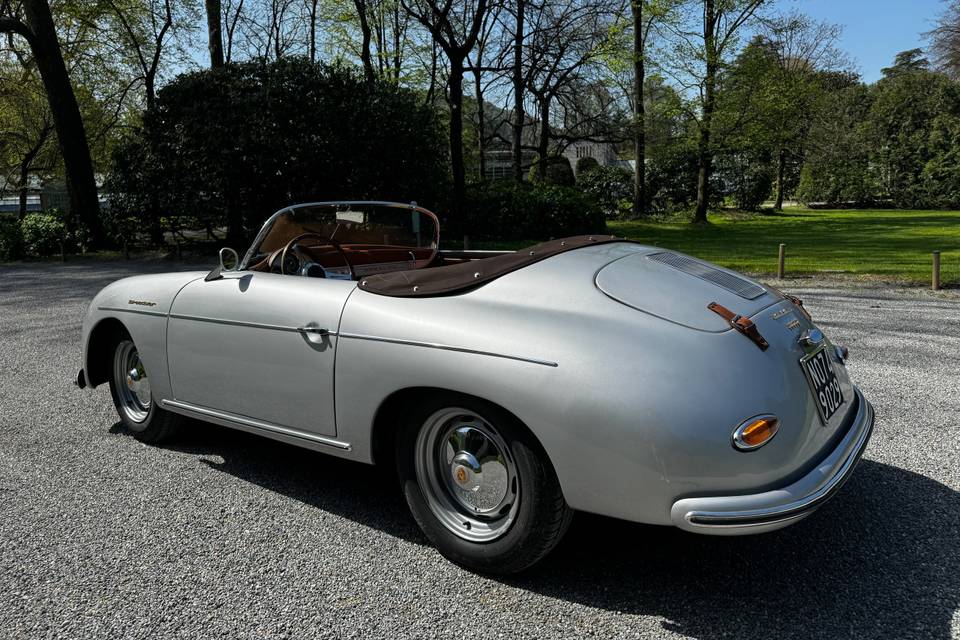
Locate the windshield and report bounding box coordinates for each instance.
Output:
[242,201,439,268]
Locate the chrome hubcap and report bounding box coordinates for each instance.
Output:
[415,408,519,542]
[114,340,150,423]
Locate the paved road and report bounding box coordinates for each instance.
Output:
[1,261,957,640]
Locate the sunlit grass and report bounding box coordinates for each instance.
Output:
[608,209,959,284]
[486,208,960,285]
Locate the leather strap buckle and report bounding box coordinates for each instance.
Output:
[708,302,770,351]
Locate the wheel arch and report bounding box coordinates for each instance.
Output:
[84,317,129,388]
[368,387,557,475]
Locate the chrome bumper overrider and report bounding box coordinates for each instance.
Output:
[671,387,874,535]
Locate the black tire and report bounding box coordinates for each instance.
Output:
[107,330,182,444]
[396,392,573,574]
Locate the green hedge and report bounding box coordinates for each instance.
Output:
[0,217,24,261]
[20,211,68,256]
[107,58,448,244]
[528,155,575,186]
[577,165,633,218]
[464,182,606,241]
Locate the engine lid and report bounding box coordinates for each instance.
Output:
[595,250,779,331]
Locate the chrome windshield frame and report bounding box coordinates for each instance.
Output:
[239,201,441,270]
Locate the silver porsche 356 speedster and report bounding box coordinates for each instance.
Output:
[77,201,874,573]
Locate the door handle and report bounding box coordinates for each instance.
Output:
[297,326,330,336]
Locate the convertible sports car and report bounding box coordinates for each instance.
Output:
[77,201,874,574]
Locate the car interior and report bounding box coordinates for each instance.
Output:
[246,202,444,280]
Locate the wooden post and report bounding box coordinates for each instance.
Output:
[777,243,786,279]
[933,251,941,291]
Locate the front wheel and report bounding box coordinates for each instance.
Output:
[107,332,181,443]
[397,393,573,574]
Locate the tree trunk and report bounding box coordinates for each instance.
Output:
[473,68,486,180]
[17,126,50,221]
[392,2,401,78]
[144,70,156,109]
[536,95,550,180]
[15,0,102,243]
[426,38,437,103]
[774,147,786,210]
[694,0,716,224]
[448,61,466,234]
[354,0,375,83]
[205,0,225,68]
[631,0,645,217]
[511,0,525,183]
[18,171,29,221]
[309,0,318,63]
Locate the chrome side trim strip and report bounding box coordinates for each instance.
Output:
[168,312,340,335]
[160,399,352,450]
[98,306,168,318]
[338,332,558,367]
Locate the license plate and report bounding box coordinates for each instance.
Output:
[800,346,845,423]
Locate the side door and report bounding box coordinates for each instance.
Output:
[166,271,355,437]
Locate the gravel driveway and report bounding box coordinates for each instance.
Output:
[1,260,957,640]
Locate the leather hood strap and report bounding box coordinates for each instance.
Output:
[708,301,770,351]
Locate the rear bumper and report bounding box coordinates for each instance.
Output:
[670,387,874,535]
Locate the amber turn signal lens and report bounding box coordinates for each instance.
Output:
[732,415,780,451]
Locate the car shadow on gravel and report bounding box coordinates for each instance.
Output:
[109,419,426,543]
[519,459,959,640]
[112,421,957,639]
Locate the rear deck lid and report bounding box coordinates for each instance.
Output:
[596,250,779,331]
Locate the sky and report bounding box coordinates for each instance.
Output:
[785,0,947,82]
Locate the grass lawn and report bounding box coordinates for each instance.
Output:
[604,208,960,285]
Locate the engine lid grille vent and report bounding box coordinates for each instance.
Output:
[646,251,766,300]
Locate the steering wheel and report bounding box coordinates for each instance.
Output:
[278,232,356,280]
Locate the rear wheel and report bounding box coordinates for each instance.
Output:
[108,332,181,443]
[397,393,573,574]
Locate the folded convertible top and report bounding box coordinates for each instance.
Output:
[358,234,622,297]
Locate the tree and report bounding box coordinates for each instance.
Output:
[108,59,449,244]
[306,0,320,62]
[206,0,225,67]
[465,0,506,180]
[1,0,102,242]
[796,81,875,206]
[353,0,377,81]
[524,0,617,180]
[509,0,525,181]
[714,14,845,210]
[880,48,929,77]
[763,14,844,209]
[663,0,766,222]
[402,0,490,231]
[626,0,679,216]
[105,0,178,109]
[927,0,960,80]
[630,0,645,214]
[222,0,245,62]
[867,51,960,208]
[0,65,55,219]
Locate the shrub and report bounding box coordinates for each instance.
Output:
[0,216,24,261]
[577,165,632,218]
[645,147,700,213]
[107,58,448,245]
[726,153,775,211]
[464,182,605,241]
[20,211,67,257]
[575,156,600,174]
[528,155,575,186]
